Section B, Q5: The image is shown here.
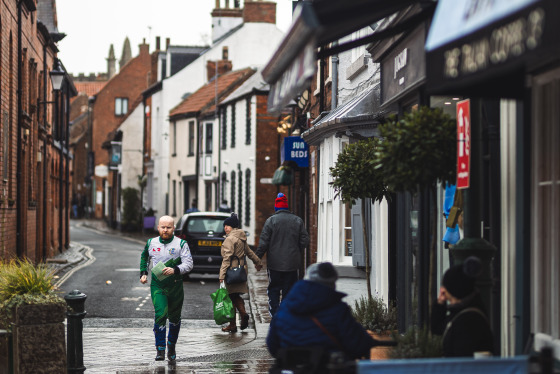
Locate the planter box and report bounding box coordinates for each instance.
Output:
[13,303,66,374]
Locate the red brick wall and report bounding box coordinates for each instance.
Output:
[243,1,276,24]
[255,94,285,247]
[91,43,152,218]
[0,0,63,262]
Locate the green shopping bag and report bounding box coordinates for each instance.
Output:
[210,285,235,325]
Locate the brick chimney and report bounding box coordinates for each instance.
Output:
[139,38,150,56]
[207,59,233,81]
[243,0,276,24]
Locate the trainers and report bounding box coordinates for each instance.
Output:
[167,343,176,361]
[155,346,165,361]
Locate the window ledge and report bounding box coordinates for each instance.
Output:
[346,53,370,80]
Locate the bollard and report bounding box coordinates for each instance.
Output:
[65,290,87,374]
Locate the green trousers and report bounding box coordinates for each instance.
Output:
[151,277,184,326]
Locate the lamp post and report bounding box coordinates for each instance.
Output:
[39,61,65,260]
[50,61,66,254]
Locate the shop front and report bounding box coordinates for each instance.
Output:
[425,0,560,357]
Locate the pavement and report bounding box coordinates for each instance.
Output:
[52,219,368,373]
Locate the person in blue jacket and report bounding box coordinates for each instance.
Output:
[266,262,378,361]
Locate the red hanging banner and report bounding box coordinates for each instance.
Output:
[456,99,470,189]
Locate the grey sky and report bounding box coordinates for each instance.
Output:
[56,0,294,76]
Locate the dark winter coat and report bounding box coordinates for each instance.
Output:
[255,210,309,272]
[266,280,376,360]
[431,292,494,357]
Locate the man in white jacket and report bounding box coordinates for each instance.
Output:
[140,215,193,361]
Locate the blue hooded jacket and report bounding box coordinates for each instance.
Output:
[266,280,376,360]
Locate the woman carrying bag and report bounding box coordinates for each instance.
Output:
[219,213,263,333]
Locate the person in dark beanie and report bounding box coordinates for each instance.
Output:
[431,256,495,357]
[219,213,263,333]
[256,193,309,316]
[267,262,380,365]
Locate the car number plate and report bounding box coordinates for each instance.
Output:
[198,240,221,247]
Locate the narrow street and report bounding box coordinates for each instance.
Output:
[58,221,274,373]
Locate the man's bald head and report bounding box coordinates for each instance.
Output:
[158,215,175,240]
[158,215,174,227]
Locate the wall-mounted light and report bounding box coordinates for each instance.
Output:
[49,61,65,91]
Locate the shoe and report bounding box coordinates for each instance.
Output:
[155,346,165,361]
[167,343,176,361]
[240,313,249,330]
[221,324,238,333]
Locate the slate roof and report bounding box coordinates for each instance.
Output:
[169,68,256,119]
[37,0,62,37]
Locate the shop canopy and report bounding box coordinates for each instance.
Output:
[302,85,383,145]
[262,0,426,115]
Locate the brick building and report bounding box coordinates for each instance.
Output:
[89,40,153,222]
[0,0,75,262]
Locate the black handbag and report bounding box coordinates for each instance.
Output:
[225,255,247,284]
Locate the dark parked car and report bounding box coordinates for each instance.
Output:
[174,212,230,275]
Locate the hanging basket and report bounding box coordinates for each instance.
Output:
[272,166,293,186]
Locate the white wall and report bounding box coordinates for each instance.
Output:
[117,104,144,191]
[220,96,258,245]
[149,22,285,219]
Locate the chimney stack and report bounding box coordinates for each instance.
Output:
[243,0,276,24]
[156,36,161,51]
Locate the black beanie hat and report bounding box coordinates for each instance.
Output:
[443,256,482,299]
[223,213,239,229]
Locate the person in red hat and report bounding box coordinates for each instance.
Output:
[256,193,309,316]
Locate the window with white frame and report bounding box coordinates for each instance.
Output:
[115,97,128,116]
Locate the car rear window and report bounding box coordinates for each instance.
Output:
[186,216,226,234]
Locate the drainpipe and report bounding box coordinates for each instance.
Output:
[319,49,325,114]
[58,71,63,253]
[42,45,48,261]
[65,81,70,248]
[331,41,338,110]
[16,0,23,258]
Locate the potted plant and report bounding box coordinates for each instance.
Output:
[0,258,66,373]
[389,325,443,359]
[352,295,397,359]
[330,137,390,299]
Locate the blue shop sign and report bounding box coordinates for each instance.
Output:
[281,136,309,167]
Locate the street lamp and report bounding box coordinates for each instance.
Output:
[50,60,67,254]
[50,61,65,91]
[39,61,65,260]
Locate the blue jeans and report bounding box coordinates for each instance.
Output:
[267,269,299,317]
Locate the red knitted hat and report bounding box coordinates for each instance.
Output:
[275,193,288,211]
